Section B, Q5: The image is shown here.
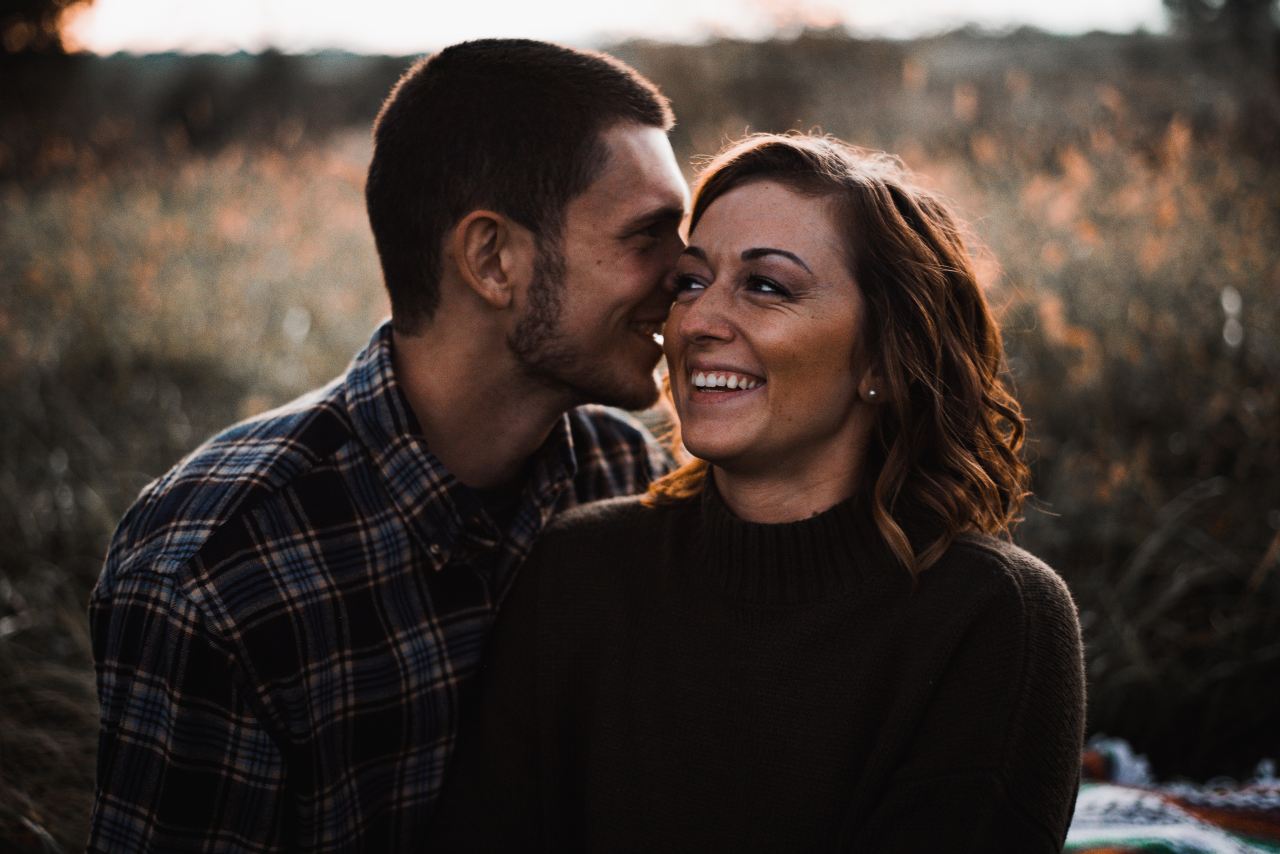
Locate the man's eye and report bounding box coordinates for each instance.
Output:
[633,222,673,243]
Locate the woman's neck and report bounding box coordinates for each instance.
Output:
[711,461,863,524]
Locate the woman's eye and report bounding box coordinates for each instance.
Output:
[671,274,705,297]
[747,275,790,297]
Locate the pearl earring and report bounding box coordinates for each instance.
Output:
[867,388,878,400]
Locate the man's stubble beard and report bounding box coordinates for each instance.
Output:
[509,243,658,412]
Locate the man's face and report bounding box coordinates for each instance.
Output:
[511,122,689,411]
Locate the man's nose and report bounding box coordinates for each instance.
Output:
[648,237,686,310]
[655,233,684,284]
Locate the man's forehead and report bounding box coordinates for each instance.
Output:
[578,124,689,217]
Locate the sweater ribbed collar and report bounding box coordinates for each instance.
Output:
[696,475,909,604]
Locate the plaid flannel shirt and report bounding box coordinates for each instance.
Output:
[88,321,672,852]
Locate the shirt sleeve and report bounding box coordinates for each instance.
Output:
[849,553,1086,852]
[88,565,290,852]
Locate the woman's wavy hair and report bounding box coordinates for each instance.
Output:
[646,133,1030,578]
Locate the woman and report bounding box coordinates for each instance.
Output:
[428,134,1086,852]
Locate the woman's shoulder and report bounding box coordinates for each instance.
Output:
[917,534,1085,730]
[545,493,657,536]
[511,495,697,623]
[534,493,695,566]
[927,532,1079,624]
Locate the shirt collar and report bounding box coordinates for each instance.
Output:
[343,321,580,568]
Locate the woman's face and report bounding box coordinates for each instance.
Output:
[665,179,876,479]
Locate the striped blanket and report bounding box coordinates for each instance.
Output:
[1066,738,1280,853]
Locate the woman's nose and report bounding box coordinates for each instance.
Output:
[670,287,734,344]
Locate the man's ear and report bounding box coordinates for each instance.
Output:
[449,210,536,310]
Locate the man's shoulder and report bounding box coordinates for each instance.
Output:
[101,378,360,590]
[564,405,673,499]
[567,404,663,453]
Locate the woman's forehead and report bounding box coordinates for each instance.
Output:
[690,181,847,261]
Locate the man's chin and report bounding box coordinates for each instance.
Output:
[577,374,660,412]
[518,349,660,412]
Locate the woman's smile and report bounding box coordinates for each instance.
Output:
[688,365,766,396]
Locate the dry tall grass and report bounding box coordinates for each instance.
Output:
[2,31,1277,850]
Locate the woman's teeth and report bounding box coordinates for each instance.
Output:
[692,370,762,391]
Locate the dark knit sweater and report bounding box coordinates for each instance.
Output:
[428,482,1086,852]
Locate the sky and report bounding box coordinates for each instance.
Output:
[65,0,1170,54]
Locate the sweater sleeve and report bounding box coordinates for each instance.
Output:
[424,550,545,851]
[850,548,1086,853]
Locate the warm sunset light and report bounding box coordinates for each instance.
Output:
[65,0,1168,53]
[9,0,1279,847]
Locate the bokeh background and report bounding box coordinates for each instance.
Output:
[2,0,1278,849]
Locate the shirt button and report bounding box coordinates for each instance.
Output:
[428,544,443,559]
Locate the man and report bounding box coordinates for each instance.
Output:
[88,39,688,851]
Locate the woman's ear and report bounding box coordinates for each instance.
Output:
[449,210,537,310]
[858,364,886,404]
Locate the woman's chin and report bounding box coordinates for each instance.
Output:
[682,435,750,469]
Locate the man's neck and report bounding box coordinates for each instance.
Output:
[392,324,572,490]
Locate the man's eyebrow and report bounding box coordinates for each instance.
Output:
[742,247,813,274]
[621,204,686,234]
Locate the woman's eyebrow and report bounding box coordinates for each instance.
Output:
[681,245,709,262]
[741,247,812,274]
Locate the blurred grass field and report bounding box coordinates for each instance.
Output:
[2,30,1279,851]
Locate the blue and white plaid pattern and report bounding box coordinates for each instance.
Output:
[88,321,671,852]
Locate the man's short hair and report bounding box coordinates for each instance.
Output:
[365,39,675,332]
